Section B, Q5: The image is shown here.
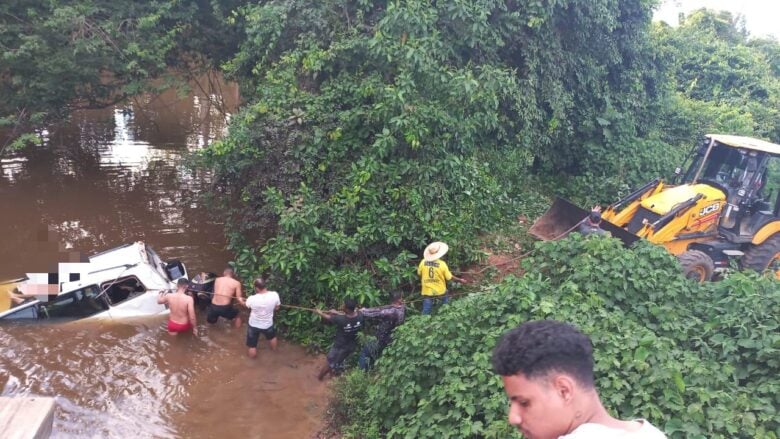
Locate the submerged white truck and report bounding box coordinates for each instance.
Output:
[0,241,187,322]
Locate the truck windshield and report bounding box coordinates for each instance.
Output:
[145,245,175,281]
[1,303,39,320]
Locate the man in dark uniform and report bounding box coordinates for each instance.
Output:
[578,207,608,237]
[358,292,406,370]
[315,298,364,380]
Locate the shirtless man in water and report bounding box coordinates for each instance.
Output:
[157,278,198,336]
[207,267,244,328]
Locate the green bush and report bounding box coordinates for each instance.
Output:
[205,0,668,327]
[326,370,380,439]
[338,235,779,438]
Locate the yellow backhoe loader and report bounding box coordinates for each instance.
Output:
[530,134,780,281]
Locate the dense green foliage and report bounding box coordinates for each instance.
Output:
[335,236,779,438]
[5,3,778,308]
[206,0,671,322]
[653,10,780,147]
[651,9,780,194]
[206,4,780,351]
[4,1,780,437]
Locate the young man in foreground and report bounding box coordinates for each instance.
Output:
[244,277,281,358]
[157,278,198,336]
[315,298,364,380]
[492,320,666,439]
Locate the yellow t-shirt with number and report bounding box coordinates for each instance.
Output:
[418,259,452,296]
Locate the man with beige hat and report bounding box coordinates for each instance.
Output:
[417,241,468,315]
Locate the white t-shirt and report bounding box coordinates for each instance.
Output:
[246,291,280,329]
[560,420,667,439]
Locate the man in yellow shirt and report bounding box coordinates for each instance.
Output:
[418,241,468,315]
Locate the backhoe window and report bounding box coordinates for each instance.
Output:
[683,145,732,184]
[682,154,703,183]
[700,147,748,187]
[764,159,780,213]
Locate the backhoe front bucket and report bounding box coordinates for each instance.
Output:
[529,197,640,247]
[529,197,590,241]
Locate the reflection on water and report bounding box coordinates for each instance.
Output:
[0,74,235,280]
[0,76,327,438]
[0,156,27,183]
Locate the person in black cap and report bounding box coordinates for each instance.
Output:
[578,206,608,237]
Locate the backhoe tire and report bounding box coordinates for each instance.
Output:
[742,234,780,274]
[677,250,715,282]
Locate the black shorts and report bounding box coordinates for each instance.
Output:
[326,344,356,370]
[246,325,277,347]
[207,303,239,324]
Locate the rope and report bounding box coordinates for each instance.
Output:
[454,250,532,275]
[186,289,245,303]
[187,293,329,313]
[453,220,583,276]
[270,221,587,313]
[409,219,586,306]
[172,219,588,315]
[274,287,498,313]
[279,304,321,312]
[95,265,135,300]
[403,285,499,306]
[74,264,137,319]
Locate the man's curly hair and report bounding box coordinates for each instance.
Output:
[492,320,595,388]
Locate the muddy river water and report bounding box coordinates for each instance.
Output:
[0,76,327,438]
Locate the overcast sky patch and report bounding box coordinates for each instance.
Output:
[654,0,779,39]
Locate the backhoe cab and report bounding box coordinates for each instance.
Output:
[530,134,780,281]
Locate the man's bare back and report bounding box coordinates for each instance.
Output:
[167,293,195,324]
[158,281,197,336]
[206,268,244,328]
[213,275,243,306]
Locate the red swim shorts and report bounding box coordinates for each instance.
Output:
[167,320,193,333]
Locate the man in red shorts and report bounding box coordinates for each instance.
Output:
[157,278,198,336]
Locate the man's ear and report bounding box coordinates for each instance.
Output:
[551,374,576,404]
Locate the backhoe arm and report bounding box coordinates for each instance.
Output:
[603,179,664,227]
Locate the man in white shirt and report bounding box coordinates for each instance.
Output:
[243,277,281,358]
[492,320,667,439]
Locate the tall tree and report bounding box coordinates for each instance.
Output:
[653,9,780,145]
[0,0,240,154]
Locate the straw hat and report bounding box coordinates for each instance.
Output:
[423,242,449,261]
